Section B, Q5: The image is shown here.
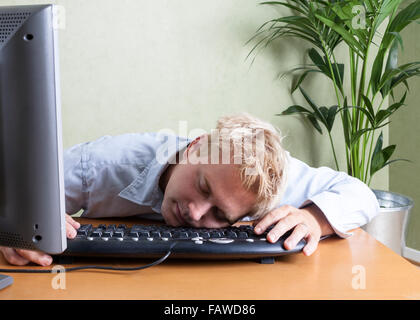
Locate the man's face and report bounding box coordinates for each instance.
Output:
[160,146,257,228]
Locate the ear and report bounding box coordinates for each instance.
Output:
[182,134,207,160]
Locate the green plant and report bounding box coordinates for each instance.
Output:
[248,0,420,185]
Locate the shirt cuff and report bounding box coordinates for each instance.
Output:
[299,199,352,239]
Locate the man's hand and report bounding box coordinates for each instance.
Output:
[0,214,80,266]
[253,204,334,256]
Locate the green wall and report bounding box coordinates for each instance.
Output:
[390,19,420,251]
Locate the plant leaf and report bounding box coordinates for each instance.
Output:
[370,132,397,177]
[260,1,307,15]
[278,105,312,115]
[326,105,339,132]
[388,0,420,35]
[375,0,403,32]
[370,132,385,177]
[350,127,376,150]
[315,14,364,57]
[308,48,329,74]
[382,144,397,164]
[342,97,351,149]
[291,69,318,93]
[360,95,376,126]
[381,38,400,97]
[307,114,323,134]
[330,62,345,93]
[298,86,326,125]
[383,158,412,167]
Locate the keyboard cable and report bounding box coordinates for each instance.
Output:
[0,243,175,274]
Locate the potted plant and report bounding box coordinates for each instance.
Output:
[248,0,419,254]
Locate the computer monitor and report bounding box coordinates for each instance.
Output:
[0,4,66,255]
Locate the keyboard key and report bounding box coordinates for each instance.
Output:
[173,231,189,239]
[130,225,143,231]
[79,224,92,231]
[91,231,102,237]
[77,229,88,236]
[128,231,139,238]
[237,232,249,239]
[91,228,103,237]
[113,231,124,237]
[161,231,172,238]
[224,231,237,238]
[138,231,150,238]
[188,231,199,238]
[199,232,210,239]
[210,231,223,238]
[103,230,113,237]
[107,225,116,231]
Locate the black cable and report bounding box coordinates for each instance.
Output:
[0,249,173,274]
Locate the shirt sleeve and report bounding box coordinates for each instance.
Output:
[280,154,380,238]
[63,142,88,215]
[63,134,154,218]
[62,133,184,219]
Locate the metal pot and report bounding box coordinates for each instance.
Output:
[361,189,413,255]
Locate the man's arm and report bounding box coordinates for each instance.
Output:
[282,154,379,237]
[253,154,379,256]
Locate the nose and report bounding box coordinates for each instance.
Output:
[188,201,213,222]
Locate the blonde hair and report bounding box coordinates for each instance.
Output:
[206,113,288,218]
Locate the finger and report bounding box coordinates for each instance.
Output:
[15,249,53,266]
[266,214,301,243]
[0,247,30,266]
[66,222,78,239]
[302,233,320,257]
[254,206,292,235]
[65,214,80,229]
[252,218,261,227]
[284,223,309,250]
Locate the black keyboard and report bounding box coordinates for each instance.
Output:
[59,223,306,264]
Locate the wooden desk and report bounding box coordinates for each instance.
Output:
[0,217,419,300]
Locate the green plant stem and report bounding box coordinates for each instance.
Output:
[327,131,340,173]
[353,20,376,181]
[363,95,387,183]
[359,85,373,183]
[349,48,357,107]
[320,41,343,171]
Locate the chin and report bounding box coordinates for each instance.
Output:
[160,205,171,225]
[161,204,177,226]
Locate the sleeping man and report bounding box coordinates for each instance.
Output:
[0,113,379,266]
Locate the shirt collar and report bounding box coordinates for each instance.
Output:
[118,134,191,213]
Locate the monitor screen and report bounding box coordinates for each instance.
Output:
[0,4,66,254]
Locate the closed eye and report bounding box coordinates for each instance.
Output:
[198,174,210,197]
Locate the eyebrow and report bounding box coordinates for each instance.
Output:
[202,173,239,225]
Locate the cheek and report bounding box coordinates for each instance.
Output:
[165,165,197,200]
